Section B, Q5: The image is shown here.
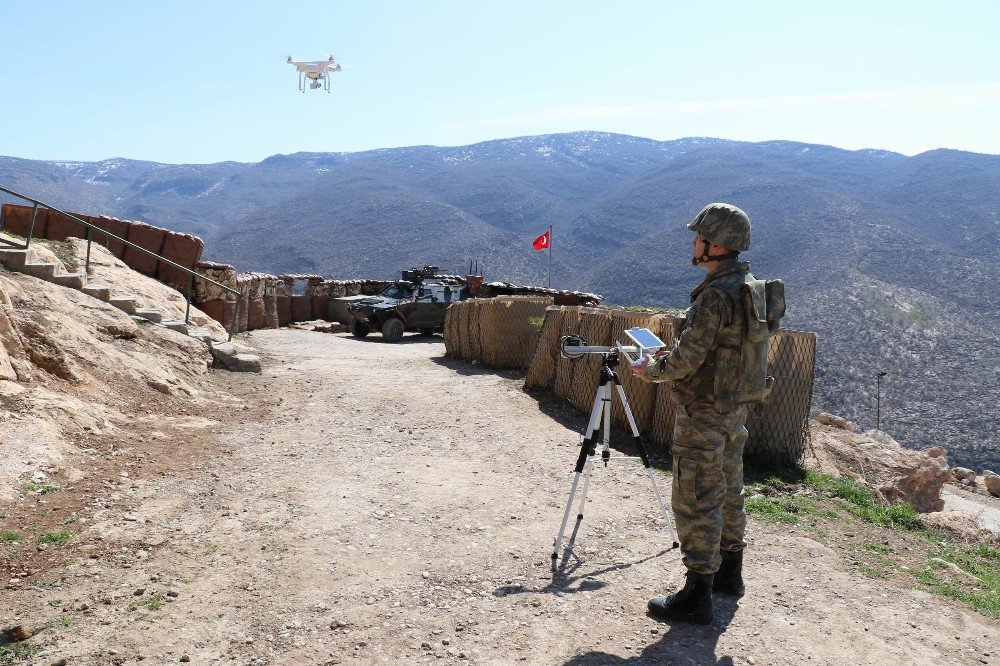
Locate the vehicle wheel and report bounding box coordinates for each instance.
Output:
[351,320,371,338]
[381,318,405,343]
[418,327,434,336]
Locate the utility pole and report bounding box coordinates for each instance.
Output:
[547,225,552,289]
[876,371,887,431]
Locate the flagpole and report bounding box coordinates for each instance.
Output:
[547,225,552,288]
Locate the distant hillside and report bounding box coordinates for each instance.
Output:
[3,133,999,471]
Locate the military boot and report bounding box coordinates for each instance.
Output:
[713,549,745,597]
[647,571,714,625]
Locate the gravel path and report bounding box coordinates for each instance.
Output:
[4,329,997,665]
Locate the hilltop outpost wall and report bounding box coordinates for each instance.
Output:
[191,264,395,333]
[0,203,204,292]
[190,266,607,334]
[444,301,817,465]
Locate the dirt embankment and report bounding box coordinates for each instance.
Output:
[0,239,230,597]
[2,327,997,665]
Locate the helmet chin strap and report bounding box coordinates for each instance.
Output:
[692,239,739,266]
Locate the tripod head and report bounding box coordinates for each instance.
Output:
[560,335,642,368]
[559,327,666,367]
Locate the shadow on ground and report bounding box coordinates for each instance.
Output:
[335,332,445,346]
[432,355,673,472]
[562,595,740,665]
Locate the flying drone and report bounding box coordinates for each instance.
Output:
[286,55,342,92]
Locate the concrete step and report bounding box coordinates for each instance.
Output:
[134,307,163,324]
[51,272,86,289]
[22,262,58,280]
[82,283,113,301]
[187,327,214,344]
[108,296,139,314]
[0,249,29,270]
[161,319,190,335]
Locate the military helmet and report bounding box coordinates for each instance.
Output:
[687,203,751,252]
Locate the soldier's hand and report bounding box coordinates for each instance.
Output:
[631,354,653,383]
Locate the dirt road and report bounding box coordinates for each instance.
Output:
[4,330,997,664]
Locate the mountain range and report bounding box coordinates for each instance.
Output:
[2,132,999,471]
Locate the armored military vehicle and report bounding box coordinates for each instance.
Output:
[347,266,467,342]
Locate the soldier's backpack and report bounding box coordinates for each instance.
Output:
[744,277,786,342]
[737,277,786,406]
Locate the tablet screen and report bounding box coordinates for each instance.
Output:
[625,328,665,350]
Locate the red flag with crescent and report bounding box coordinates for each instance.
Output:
[532,230,550,250]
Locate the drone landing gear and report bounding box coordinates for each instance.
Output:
[552,355,679,562]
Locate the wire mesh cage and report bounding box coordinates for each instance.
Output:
[745,329,817,466]
[608,310,659,433]
[569,308,612,413]
[649,314,682,451]
[553,307,583,400]
[524,306,566,389]
[479,297,553,369]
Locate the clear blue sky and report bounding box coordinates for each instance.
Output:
[2,0,997,163]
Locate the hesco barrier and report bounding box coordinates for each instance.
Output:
[609,310,659,433]
[553,307,582,400]
[96,217,130,258]
[745,329,817,465]
[650,314,681,450]
[520,306,816,464]
[443,297,553,369]
[0,204,47,238]
[442,302,458,357]
[248,298,266,330]
[524,306,565,390]
[157,232,205,290]
[478,296,553,369]
[124,223,167,277]
[468,300,484,362]
[456,302,472,359]
[45,209,84,241]
[569,308,612,413]
[0,203,203,277]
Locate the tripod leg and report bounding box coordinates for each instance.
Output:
[613,382,679,549]
[576,456,594,520]
[553,385,606,560]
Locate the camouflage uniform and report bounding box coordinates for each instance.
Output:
[645,259,756,575]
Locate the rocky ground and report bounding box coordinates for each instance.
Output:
[2,329,999,665]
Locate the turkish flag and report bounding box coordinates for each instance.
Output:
[532,230,550,250]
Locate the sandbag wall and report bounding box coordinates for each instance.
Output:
[522,306,817,465]
[478,281,603,306]
[300,277,393,323]
[0,203,204,290]
[192,264,393,332]
[443,296,553,369]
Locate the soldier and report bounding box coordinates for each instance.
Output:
[631,203,773,625]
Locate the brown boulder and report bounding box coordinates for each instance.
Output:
[984,471,1000,498]
[817,412,854,431]
[811,425,949,512]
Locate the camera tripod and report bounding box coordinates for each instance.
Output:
[552,351,679,561]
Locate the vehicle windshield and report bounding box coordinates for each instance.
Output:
[380,284,414,299]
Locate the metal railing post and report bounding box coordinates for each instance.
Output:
[185,274,194,325]
[26,203,38,250]
[228,289,242,341]
[85,226,93,276]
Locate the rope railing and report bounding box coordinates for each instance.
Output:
[0,186,243,341]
